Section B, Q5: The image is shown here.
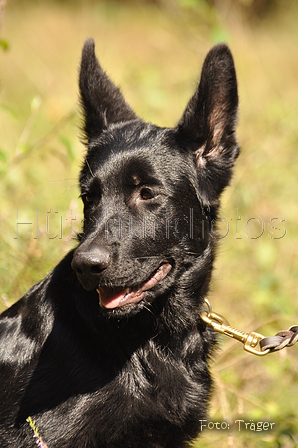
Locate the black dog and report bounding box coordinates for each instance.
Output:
[0,39,238,447]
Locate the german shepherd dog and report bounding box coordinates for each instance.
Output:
[0,40,238,447]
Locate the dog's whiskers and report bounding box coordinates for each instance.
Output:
[85,158,95,177]
[143,303,156,319]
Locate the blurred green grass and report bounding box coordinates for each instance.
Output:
[1,1,298,446]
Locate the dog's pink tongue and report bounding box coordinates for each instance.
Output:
[98,264,172,310]
[99,288,127,309]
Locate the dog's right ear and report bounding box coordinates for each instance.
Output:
[176,44,239,207]
[79,39,137,143]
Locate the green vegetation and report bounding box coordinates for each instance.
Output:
[0,1,297,446]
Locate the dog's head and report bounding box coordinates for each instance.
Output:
[71,39,238,318]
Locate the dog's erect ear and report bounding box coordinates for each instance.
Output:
[176,43,239,205]
[79,39,138,142]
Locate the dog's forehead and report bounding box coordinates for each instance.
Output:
[90,122,168,157]
[81,122,184,187]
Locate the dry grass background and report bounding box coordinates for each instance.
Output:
[0,1,298,446]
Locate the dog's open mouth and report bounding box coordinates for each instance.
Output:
[96,263,172,309]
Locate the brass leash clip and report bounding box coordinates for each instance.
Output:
[200,299,270,356]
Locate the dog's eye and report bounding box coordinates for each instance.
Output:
[140,187,154,200]
[82,194,93,204]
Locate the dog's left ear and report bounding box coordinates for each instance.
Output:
[79,39,138,143]
[176,43,239,205]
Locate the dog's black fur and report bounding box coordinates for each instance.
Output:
[0,40,238,447]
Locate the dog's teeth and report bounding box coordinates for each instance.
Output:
[126,287,130,294]
[96,288,103,307]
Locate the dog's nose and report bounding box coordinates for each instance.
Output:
[71,246,110,278]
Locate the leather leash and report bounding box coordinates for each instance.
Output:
[200,299,298,356]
